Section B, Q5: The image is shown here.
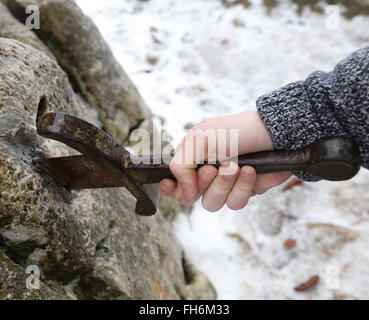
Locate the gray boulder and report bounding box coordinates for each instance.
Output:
[263,0,369,18]
[5,0,151,143]
[0,38,216,300]
[0,1,54,59]
[290,0,369,18]
[0,249,68,299]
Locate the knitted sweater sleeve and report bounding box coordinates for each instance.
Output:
[256,46,369,181]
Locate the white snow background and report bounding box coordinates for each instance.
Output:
[76,0,369,299]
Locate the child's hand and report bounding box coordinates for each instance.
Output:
[159,111,292,211]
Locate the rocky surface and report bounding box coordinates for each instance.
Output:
[292,0,369,18]
[5,0,151,143]
[0,1,216,300]
[0,249,68,299]
[0,2,54,59]
[263,0,369,18]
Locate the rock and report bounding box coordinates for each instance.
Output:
[263,0,278,13]
[179,255,217,300]
[0,249,68,299]
[265,0,369,18]
[158,195,191,222]
[0,2,55,59]
[4,0,187,222]
[4,0,151,143]
[221,0,251,9]
[357,0,369,6]
[0,38,216,300]
[0,225,48,266]
[293,0,369,18]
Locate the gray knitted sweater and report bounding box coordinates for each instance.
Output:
[256,46,369,181]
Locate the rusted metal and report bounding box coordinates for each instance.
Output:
[37,112,158,216]
[39,155,124,189]
[37,112,361,216]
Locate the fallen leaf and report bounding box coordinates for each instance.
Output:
[146,56,158,66]
[221,39,229,46]
[341,262,351,273]
[284,239,297,249]
[294,275,319,292]
[227,232,252,251]
[283,178,303,191]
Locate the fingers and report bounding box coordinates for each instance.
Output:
[198,165,218,195]
[159,179,177,197]
[226,166,256,210]
[170,162,198,205]
[170,138,198,203]
[202,161,240,212]
[159,165,218,205]
[253,171,292,195]
[181,165,218,205]
[160,165,292,211]
[169,127,206,203]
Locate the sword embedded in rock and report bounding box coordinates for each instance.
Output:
[36,112,361,216]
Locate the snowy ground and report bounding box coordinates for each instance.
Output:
[76,0,369,299]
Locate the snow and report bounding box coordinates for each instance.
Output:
[76,0,369,299]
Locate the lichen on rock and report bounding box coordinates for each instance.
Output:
[0,249,68,299]
[5,0,151,143]
[0,1,54,59]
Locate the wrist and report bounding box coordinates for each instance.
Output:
[253,111,274,151]
[237,111,274,154]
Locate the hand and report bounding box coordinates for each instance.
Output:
[159,111,292,212]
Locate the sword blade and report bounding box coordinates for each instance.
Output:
[39,155,125,189]
[38,155,174,187]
